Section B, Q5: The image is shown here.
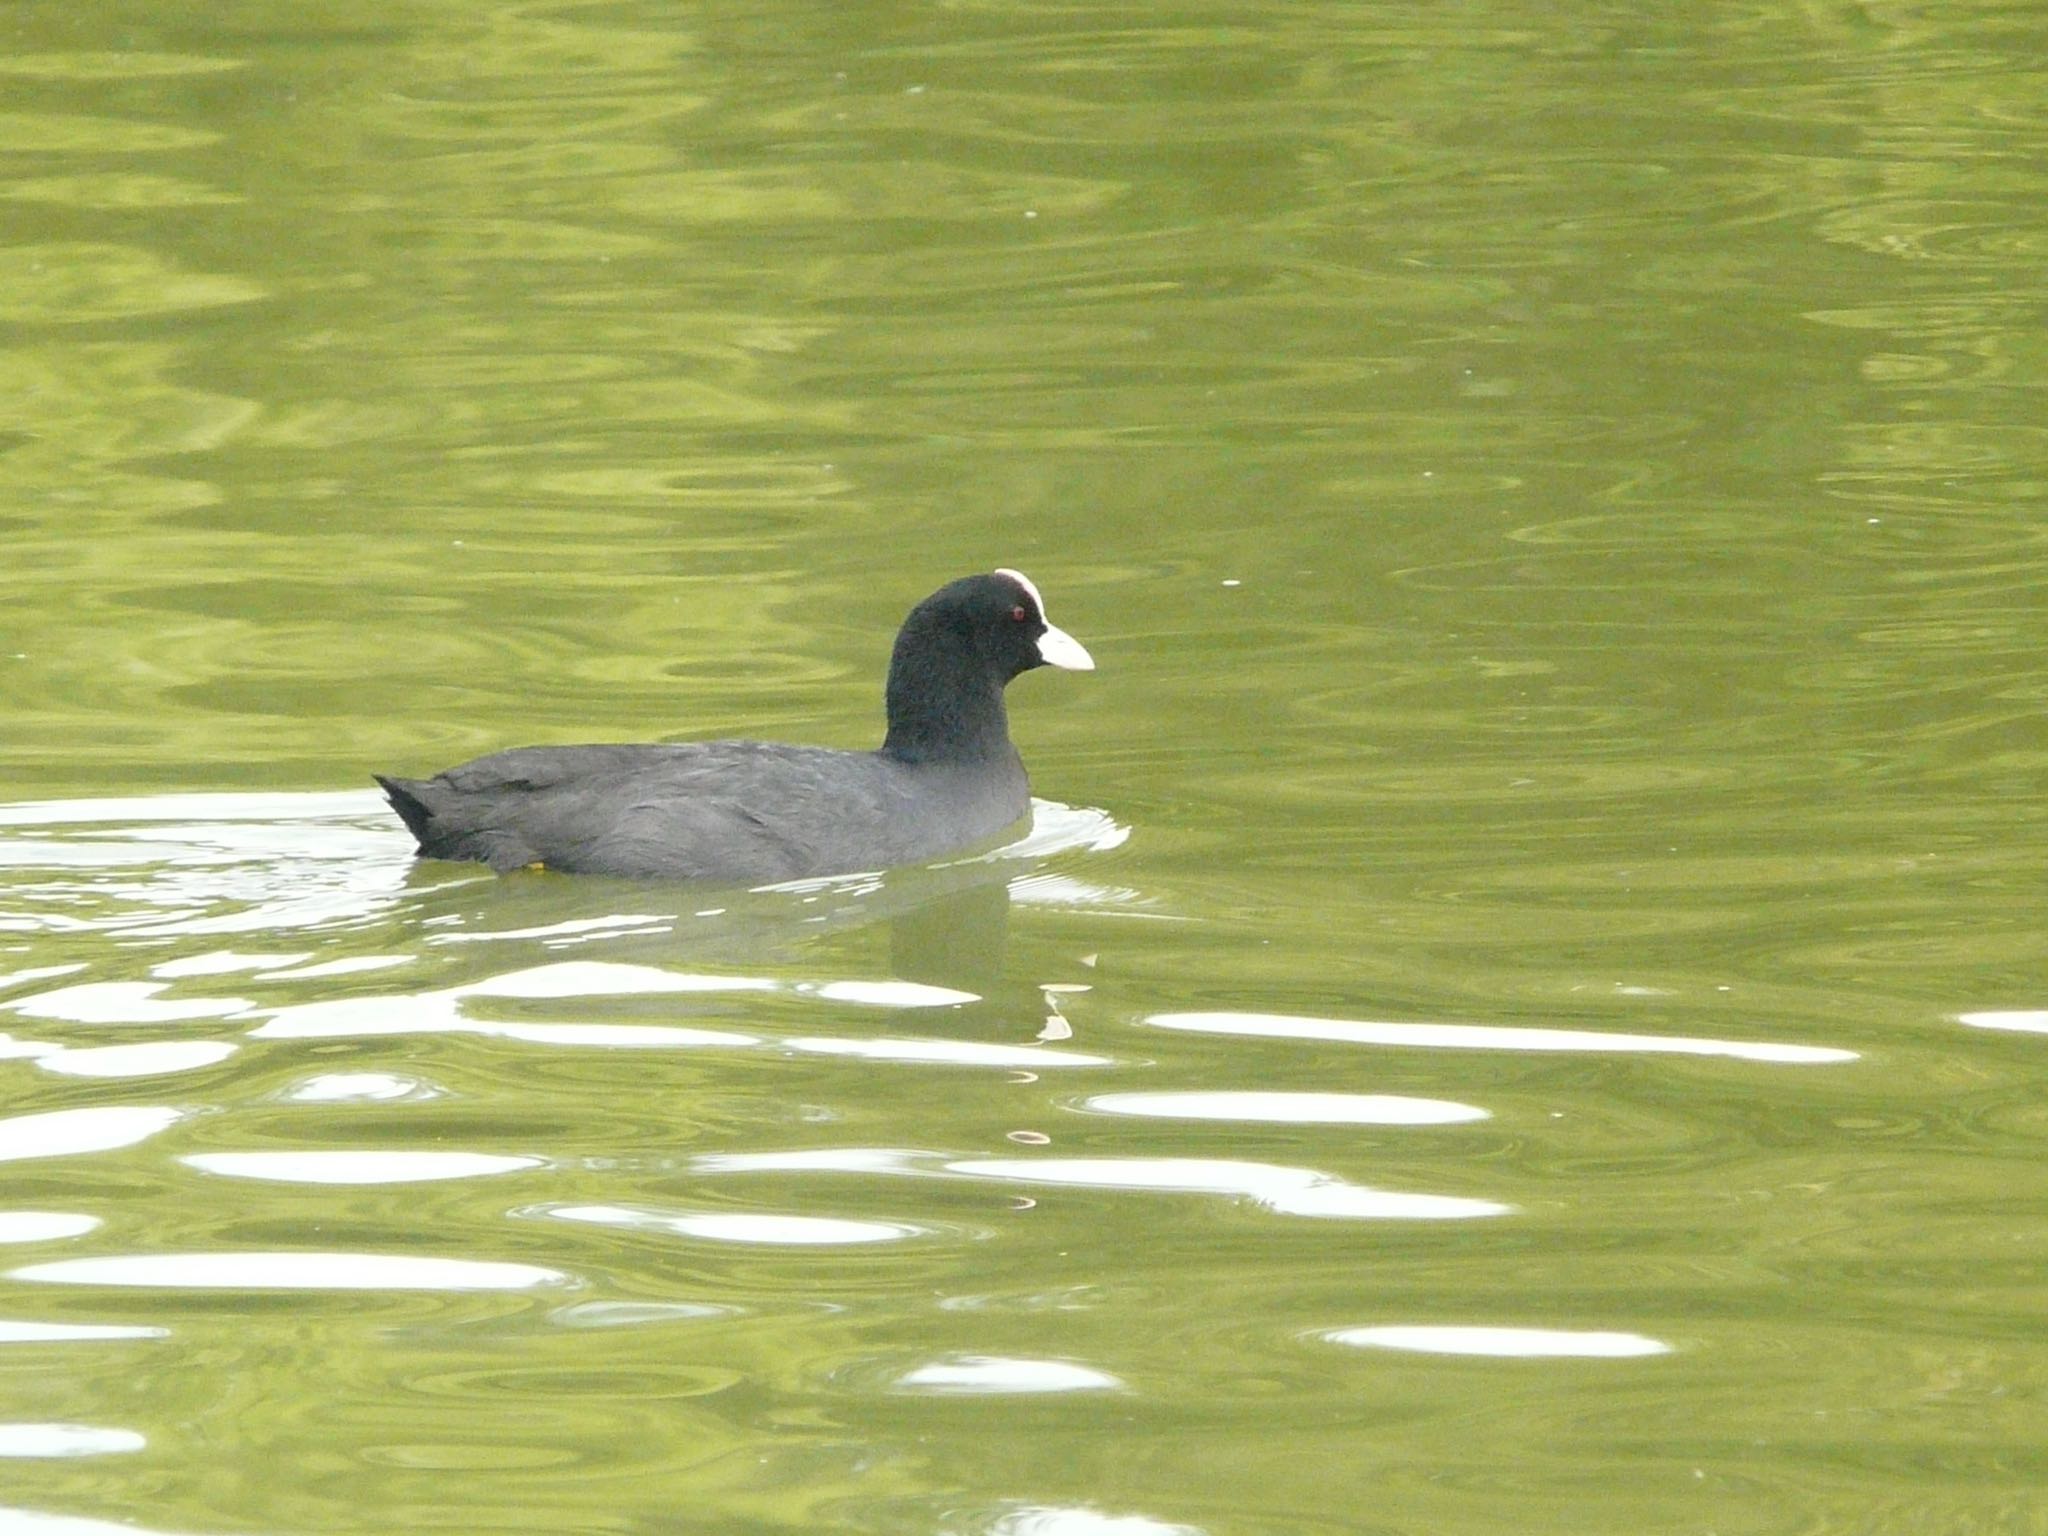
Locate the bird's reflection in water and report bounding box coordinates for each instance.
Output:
[390,831,1030,1016]
[0,790,1132,1049]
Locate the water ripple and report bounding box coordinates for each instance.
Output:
[0,1214,99,1244]
[946,1156,1505,1221]
[0,1107,182,1163]
[895,1355,1122,1396]
[1150,1010,1856,1064]
[1080,1090,1487,1126]
[11,1253,566,1292]
[547,1204,918,1247]
[1326,1324,1673,1359]
[181,1152,542,1186]
[0,1423,145,1458]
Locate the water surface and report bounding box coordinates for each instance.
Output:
[3,3,2047,1533]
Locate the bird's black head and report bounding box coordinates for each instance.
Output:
[882,569,1092,762]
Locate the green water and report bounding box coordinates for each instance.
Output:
[3,3,2047,1533]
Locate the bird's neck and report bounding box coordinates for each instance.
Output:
[880,630,1014,764]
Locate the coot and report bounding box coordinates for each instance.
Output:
[376,569,1093,881]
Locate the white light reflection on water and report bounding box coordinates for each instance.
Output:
[549,1300,729,1330]
[0,793,386,830]
[788,1036,1106,1067]
[0,1107,182,1163]
[150,952,304,978]
[0,791,416,938]
[259,956,411,980]
[38,1041,236,1079]
[11,1252,566,1290]
[754,801,1134,900]
[897,1355,1122,1394]
[235,956,1101,1067]
[7,982,249,1024]
[1150,1011,1857,1063]
[1328,1324,1672,1358]
[805,979,978,1007]
[1083,1090,1487,1125]
[249,962,772,1045]
[248,960,981,1048]
[0,792,1134,950]
[489,1021,761,1048]
[429,913,676,946]
[945,1156,1507,1220]
[181,1152,541,1185]
[1957,1009,2048,1035]
[696,1148,1504,1220]
[0,1424,145,1458]
[548,1204,917,1245]
[963,803,1129,862]
[0,966,85,990]
[980,1509,1203,1536]
[697,1148,928,1177]
[0,1509,210,1536]
[0,792,1135,1096]
[0,1319,164,1342]
[458,961,774,1000]
[0,1213,99,1243]
[283,1072,430,1102]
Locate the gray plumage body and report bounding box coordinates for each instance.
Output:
[377,739,1026,881]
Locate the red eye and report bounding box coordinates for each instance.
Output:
[1010,605,1029,622]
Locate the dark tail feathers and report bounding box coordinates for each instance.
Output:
[374,774,435,847]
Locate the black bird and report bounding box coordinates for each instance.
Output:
[376,569,1093,881]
